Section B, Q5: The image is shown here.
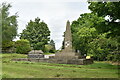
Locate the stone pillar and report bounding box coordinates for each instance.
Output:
[64,20,72,52]
[55,20,81,61]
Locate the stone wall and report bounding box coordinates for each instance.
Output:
[28,54,44,59]
[12,58,93,65]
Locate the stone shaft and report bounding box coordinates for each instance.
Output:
[55,20,80,61]
[64,20,72,52]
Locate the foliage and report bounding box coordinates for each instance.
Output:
[15,39,31,54]
[20,17,50,51]
[44,40,56,53]
[49,39,56,53]
[88,2,120,41]
[71,12,120,61]
[88,1,120,61]
[44,44,53,53]
[71,13,103,55]
[107,53,120,62]
[2,41,15,53]
[88,2,120,20]
[1,3,18,42]
[49,40,55,49]
[73,27,97,55]
[1,3,18,53]
[0,6,2,48]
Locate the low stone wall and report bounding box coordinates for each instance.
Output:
[67,59,84,65]
[12,58,29,61]
[67,59,93,65]
[84,59,93,64]
[12,58,93,65]
[28,54,44,59]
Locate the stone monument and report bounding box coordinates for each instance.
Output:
[55,20,81,63]
[28,50,44,59]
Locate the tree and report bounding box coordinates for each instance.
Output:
[71,13,103,55]
[44,44,53,53]
[1,3,18,52]
[44,40,56,53]
[2,41,15,53]
[88,2,120,20]
[2,3,18,42]
[88,1,120,61]
[15,39,31,54]
[0,5,2,49]
[49,39,56,53]
[73,27,98,55]
[49,40,56,49]
[88,33,109,61]
[71,12,120,61]
[88,2,120,42]
[20,17,50,51]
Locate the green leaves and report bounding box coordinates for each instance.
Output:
[71,8,120,61]
[15,39,31,54]
[20,17,50,51]
[88,2,120,40]
[1,3,18,53]
[2,3,18,42]
[71,13,100,55]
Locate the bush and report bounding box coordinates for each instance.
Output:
[2,41,15,53]
[107,53,120,62]
[44,44,55,53]
[15,39,31,54]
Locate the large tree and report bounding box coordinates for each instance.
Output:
[1,3,18,52]
[88,1,120,61]
[71,13,119,61]
[71,13,104,54]
[20,17,50,51]
[2,3,18,42]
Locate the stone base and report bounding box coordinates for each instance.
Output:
[12,58,93,65]
[67,59,93,65]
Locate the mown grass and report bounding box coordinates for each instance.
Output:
[1,53,119,78]
[43,53,55,55]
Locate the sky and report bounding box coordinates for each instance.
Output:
[0,0,91,49]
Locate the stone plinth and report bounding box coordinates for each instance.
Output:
[28,54,44,59]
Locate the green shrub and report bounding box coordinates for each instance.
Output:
[2,41,15,53]
[15,39,31,54]
[107,53,120,62]
[44,44,55,53]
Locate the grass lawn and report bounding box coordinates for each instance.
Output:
[1,53,119,78]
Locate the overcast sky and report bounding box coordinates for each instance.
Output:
[1,0,91,49]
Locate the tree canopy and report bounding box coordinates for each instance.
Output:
[20,17,50,51]
[88,2,120,41]
[71,2,120,61]
[2,3,18,42]
[1,3,18,52]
